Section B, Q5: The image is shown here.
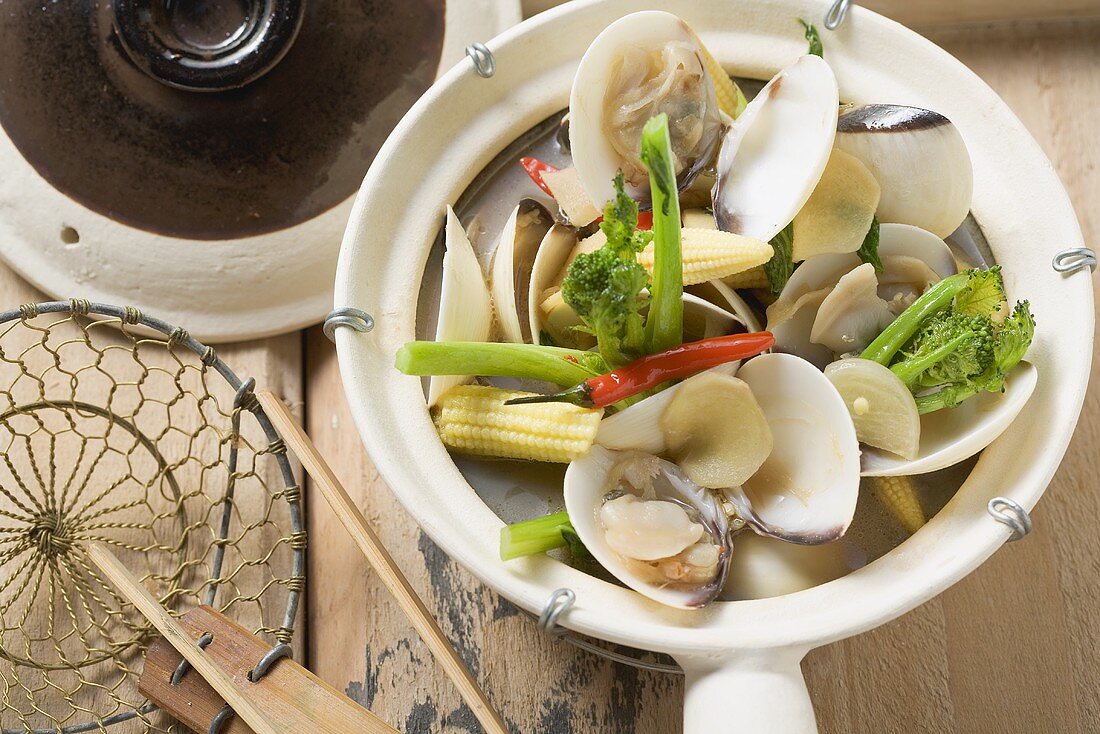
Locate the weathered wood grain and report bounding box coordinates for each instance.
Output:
[304,11,1100,734]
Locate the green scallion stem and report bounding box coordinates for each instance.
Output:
[395,341,604,387]
[861,272,969,365]
[499,511,574,560]
[640,113,683,354]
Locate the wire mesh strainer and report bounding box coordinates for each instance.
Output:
[0,300,304,734]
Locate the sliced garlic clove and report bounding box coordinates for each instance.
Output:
[428,207,494,407]
[824,358,920,460]
[712,54,839,241]
[659,371,772,488]
[538,290,595,350]
[541,166,601,227]
[682,207,718,230]
[791,148,881,261]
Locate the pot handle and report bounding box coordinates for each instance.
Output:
[678,648,817,734]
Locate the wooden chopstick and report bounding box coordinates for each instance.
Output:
[87,543,283,734]
[257,391,509,734]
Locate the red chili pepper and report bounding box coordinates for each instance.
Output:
[506,331,775,409]
[519,156,558,197]
[635,211,653,230]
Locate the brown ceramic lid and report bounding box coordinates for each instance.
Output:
[0,0,445,240]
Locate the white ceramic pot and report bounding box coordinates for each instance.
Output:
[333,1,1093,730]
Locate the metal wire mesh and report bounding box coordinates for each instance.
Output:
[0,300,304,734]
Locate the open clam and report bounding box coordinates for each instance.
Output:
[527,223,581,346]
[569,10,724,208]
[573,352,861,608]
[490,199,554,343]
[428,207,494,406]
[564,446,731,609]
[767,224,958,360]
[712,54,839,241]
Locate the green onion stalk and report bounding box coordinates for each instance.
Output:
[499,511,574,560]
[639,113,684,354]
[395,341,607,387]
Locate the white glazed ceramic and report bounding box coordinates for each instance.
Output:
[0,1,521,343]
[333,1,1093,731]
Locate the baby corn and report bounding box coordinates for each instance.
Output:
[869,475,927,534]
[433,385,601,463]
[695,36,748,118]
[637,229,773,286]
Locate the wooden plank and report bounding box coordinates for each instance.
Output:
[860,0,1100,28]
[806,16,1100,734]
[303,13,1099,734]
[135,604,396,734]
[257,390,508,734]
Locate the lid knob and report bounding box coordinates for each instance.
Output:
[113,0,305,92]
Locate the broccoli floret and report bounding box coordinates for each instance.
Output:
[913,301,1034,413]
[863,266,1033,414]
[561,173,652,367]
[954,265,1007,318]
[862,267,1005,365]
[890,311,996,390]
[993,299,1035,369]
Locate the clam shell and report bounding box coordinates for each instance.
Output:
[767,224,958,360]
[569,11,722,207]
[527,223,579,345]
[725,353,860,544]
[712,55,839,241]
[564,445,731,608]
[687,279,762,332]
[490,199,553,343]
[836,104,973,238]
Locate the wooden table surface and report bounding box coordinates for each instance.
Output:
[1,4,1095,734]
